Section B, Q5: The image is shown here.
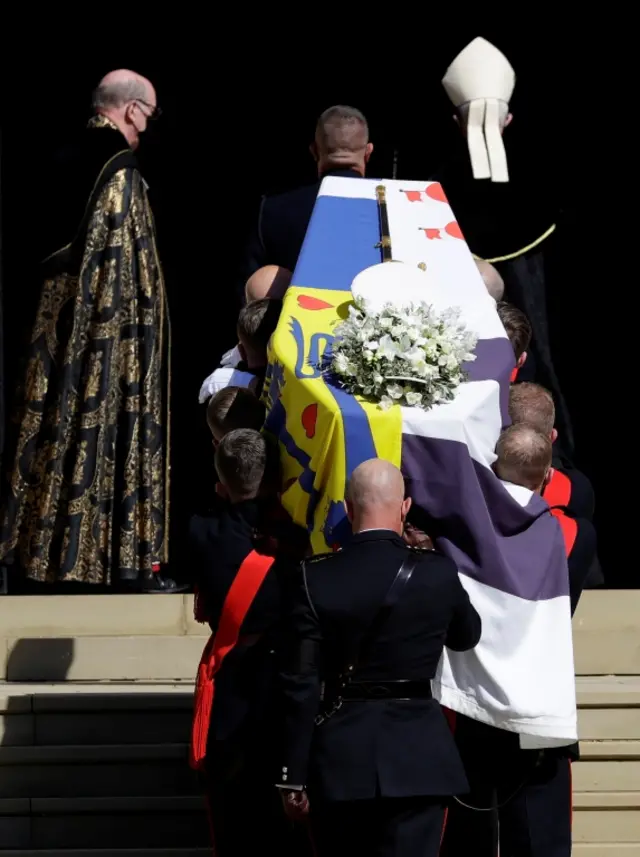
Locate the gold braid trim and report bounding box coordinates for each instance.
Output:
[472,224,556,264]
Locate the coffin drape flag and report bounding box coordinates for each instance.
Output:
[264,175,577,746]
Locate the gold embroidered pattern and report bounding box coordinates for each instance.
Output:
[0,159,169,585]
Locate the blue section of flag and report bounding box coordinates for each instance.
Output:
[294,196,381,292]
[322,380,378,547]
[325,381,377,476]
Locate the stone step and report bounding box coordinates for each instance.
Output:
[0,851,210,857]
[573,592,640,675]
[574,849,640,855]
[0,594,204,639]
[0,740,638,796]
[0,849,637,857]
[0,590,637,680]
[1,637,205,682]
[575,762,640,792]
[0,683,193,747]
[0,744,199,800]
[574,810,640,844]
[1,678,639,747]
[0,809,209,849]
[0,795,638,850]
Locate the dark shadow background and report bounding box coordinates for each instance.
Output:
[0,30,625,583]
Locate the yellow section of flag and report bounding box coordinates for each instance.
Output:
[264,286,402,552]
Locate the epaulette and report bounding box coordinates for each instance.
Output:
[407,544,444,557]
[306,550,339,564]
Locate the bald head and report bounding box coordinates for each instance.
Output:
[495,424,552,493]
[91,70,156,150]
[245,266,292,302]
[475,260,504,301]
[312,106,372,176]
[93,70,154,111]
[346,459,410,535]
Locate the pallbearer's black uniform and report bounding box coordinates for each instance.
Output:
[188,500,307,856]
[278,529,482,857]
[236,167,362,304]
[441,513,597,857]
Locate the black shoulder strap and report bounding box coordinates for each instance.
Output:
[344,552,419,679]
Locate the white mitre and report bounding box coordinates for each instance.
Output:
[351,261,429,312]
[442,37,515,183]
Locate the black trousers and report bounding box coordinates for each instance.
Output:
[204,744,312,856]
[440,715,572,857]
[310,795,447,857]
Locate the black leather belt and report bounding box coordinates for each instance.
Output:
[341,680,432,701]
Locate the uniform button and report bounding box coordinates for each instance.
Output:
[283,767,288,773]
[282,773,288,781]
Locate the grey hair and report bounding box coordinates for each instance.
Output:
[91,78,148,111]
[457,100,509,128]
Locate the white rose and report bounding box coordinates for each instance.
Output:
[379,396,394,411]
[405,391,422,407]
[386,383,404,400]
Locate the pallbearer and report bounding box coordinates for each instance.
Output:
[278,459,482,857]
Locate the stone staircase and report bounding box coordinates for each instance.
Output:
[0,591,637,854]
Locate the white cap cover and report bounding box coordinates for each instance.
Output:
[442,37,515,183]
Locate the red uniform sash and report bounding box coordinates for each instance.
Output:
[189,549,275,771]
[510,367,519,382]
[544,468,578,555]
[550,507,578,555]
[543,467,572,509]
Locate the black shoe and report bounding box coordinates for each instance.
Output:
[140,571,189,594]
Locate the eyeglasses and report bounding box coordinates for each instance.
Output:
[135,99,162,120]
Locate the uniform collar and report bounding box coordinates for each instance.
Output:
[350,529,405,546]
[319,167,363,180]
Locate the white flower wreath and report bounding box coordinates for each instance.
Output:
[327,296,478,411]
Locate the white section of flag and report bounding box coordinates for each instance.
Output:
[318,176,507,344]
[401,381,502,470]
[435,574,577,744]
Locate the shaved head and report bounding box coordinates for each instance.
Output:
[475,260,504,301]
[495,424,552,493]
[245,265,292,302]
[346,459,410,535]
[91,69,156,150]
[312,105,372,176]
